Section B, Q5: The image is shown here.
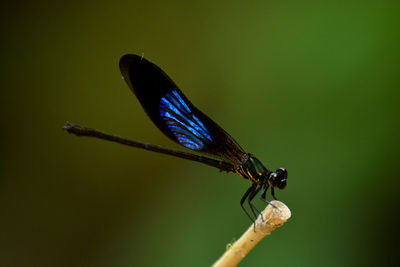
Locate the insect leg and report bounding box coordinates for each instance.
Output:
[260,184,270,203]
[240,185,256,223]
[248,185,262,219]
[271,187,277,200]
[247,185,263,231]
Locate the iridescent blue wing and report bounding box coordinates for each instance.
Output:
[119,54,246,164]
[159,89,212,150]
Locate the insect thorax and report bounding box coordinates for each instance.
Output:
[234,155,269,184]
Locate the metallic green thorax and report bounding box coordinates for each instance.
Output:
[234,154,270,184]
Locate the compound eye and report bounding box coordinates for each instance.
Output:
[278,168,288,179]
[277,180,287,189]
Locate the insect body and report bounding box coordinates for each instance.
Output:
[119,54,288,221]
[65,54,288,223]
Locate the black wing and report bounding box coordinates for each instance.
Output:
[119,54,246,165]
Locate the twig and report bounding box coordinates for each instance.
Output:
[212,201,291,267]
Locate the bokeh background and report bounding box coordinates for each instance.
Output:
[1,0,399,266]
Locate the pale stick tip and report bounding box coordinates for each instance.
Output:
[212,201,291,267]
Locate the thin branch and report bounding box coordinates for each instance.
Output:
[212,201,291,267]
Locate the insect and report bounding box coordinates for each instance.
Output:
[64,54,287,222]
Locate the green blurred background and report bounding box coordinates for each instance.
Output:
[0,0,399,266]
